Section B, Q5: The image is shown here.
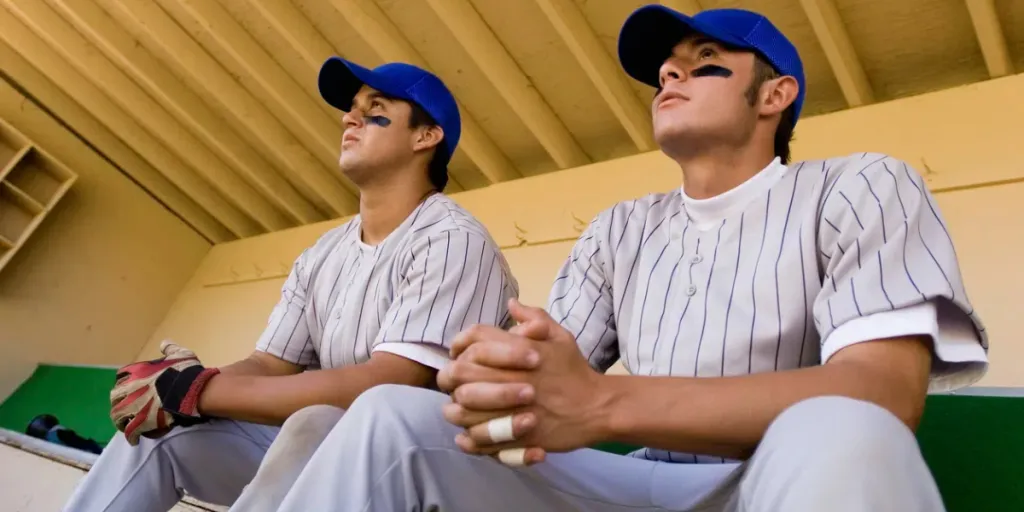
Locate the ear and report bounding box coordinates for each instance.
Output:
[413,125,445,153]
[759,75,799,118]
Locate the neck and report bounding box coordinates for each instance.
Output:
[675,141,776,200]
[358,175,435,245]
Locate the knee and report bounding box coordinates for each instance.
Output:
[279,404,346,442]
[344,384,451,434]
[762,396,919,467]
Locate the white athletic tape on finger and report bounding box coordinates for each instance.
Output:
[498,448,527,467]
[486,415,516,443]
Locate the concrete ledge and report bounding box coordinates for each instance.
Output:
[0,429,226,512]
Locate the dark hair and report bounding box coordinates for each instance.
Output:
[407,102,449,192]
[744,57,796,164]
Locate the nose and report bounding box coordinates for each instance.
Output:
[342,109,363,129]
[658,59,687,89]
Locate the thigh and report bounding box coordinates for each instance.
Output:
[155,420,279,505]
[294,385,732,511]
[536,451,739,511]
[230,406,345,512]
[66,420,279,512]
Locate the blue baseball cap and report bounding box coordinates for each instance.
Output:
[318,58,462,167]
[618,6,806,122]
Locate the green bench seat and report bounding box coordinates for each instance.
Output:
[592,391,1023,512]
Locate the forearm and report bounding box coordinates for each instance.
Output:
[218,356,280,377]
[198,354,435,425]
[598,347,929,459]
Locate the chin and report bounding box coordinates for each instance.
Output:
[338,152,362,172]
[338,156,368,183]
[653,122,692,147]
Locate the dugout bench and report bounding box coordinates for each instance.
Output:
[592,388,1024,512]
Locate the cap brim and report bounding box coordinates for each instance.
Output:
[318,57,410,111]
[618,5,749,88]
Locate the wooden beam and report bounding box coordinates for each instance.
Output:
[0,39,234,243]
[422,0,590,169]
[96,0,359,216]
[659,0,702,15]
[47,0,324,225]
[164,0,341,172]
[0,4,258,238]
[799,0,874,107]
[4,0,288,232]
[965,0,1014,78]
[328,0,521,184]
[535,0,655,152]
[215,0,336,121]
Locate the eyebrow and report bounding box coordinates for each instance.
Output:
[672,37,721,58]
[351,92,390,110]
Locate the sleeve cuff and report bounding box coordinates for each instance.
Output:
[372,342,451,371]
[821,300,988,393]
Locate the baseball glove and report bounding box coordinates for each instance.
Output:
[110,341,221,446]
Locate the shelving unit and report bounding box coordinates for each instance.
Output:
[0,117,78,273]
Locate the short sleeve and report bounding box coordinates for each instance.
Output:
[373,231,518,367]
[814,154,988,390]
[255,249,316,366]
[548,213,618,372]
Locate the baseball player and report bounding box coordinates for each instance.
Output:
[263,5,989,512]
[61,58,518,512]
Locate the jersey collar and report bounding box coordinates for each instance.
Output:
[681,157,786,230]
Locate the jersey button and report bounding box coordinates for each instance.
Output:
[691,255,703,264]
[686,284,697,296]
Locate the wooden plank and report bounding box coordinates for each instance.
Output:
[799,0,875,107]
[166,0,341,174]
[535,0,655,152]
[2,180,44,214]
[0,40,233,243]
[0,6,256,238]
[965,0,1014,78]
[659,0,702,15]
[422,0,591,169]
[3,0,284,232]
[97,0,359,216]
[49,0,324,225]
[0,144,30,183]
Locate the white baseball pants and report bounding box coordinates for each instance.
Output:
[269,384,947,512]
[60,405,345,512]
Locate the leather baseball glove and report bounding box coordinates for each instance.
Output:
[110,341,221,446]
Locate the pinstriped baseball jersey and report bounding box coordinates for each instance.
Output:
[256,194,518,371]
[549,153,988,463]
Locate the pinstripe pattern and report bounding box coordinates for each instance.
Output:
[255,194,518,370]
[548,153,988,464]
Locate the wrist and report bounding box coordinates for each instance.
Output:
[158,365,221,419]
[584,373,627,444]
[195,369,224,417]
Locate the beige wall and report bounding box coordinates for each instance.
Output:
[143,74,1023,386]
[0,77,210,392]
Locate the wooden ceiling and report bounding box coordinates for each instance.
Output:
[0,0,1019,242]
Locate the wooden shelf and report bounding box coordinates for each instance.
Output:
[0,146,31,183]
[5,148,76,210]
[0,121,30,176]
[0,117,78,274]
[0,183,38,246]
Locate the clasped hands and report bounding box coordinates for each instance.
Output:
[437,299,611,466]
